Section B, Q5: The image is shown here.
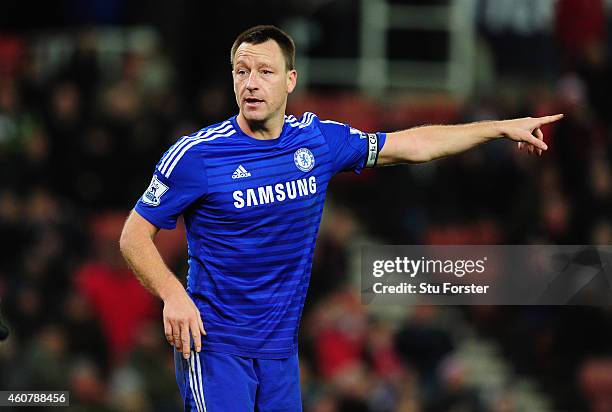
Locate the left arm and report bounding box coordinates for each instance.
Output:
[377,114,563,165]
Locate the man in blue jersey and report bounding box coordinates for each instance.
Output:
[120,25,562,411]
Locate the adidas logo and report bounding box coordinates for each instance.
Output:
[232,165,251,179]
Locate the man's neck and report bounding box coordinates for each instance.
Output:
[236,112,285,140]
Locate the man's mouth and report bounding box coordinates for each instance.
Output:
[244,97,264,106]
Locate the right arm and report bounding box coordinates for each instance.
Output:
[119,209,205,359]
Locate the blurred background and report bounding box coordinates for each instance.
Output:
[0,0,611,411]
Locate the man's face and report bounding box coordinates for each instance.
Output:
[232,40,297,123]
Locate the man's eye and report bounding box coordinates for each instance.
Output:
[262,70,272,75]
[236,70,247,75]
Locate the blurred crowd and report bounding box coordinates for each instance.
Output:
[0,0,612,411]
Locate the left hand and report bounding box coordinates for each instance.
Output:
[497,114,563,156]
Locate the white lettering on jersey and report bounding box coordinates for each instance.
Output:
[275,183,286,201]
[246,189,259,207]
[233,191,245,208]
[286,181,297,200]
[258,186,274,204]
[297,179,308,197]
[308,175,316,193]
[232,177,317,209]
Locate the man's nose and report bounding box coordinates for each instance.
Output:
[246,72,259,90]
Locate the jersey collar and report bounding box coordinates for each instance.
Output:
[230,115,290,147]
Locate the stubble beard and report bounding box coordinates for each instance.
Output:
[242,101,283,132]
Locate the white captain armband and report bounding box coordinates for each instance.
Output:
[365,133,380,167]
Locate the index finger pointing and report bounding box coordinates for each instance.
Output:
[539,113,564,125]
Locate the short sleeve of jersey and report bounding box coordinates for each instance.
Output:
[134,147,207,229]
[316,118,386,175]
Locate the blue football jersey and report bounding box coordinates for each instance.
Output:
[135,112,386,358]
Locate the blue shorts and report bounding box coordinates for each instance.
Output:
[174,348,302,412]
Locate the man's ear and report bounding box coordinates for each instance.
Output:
[287,70,297,94]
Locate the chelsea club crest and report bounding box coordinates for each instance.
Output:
[294,148,315,172]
